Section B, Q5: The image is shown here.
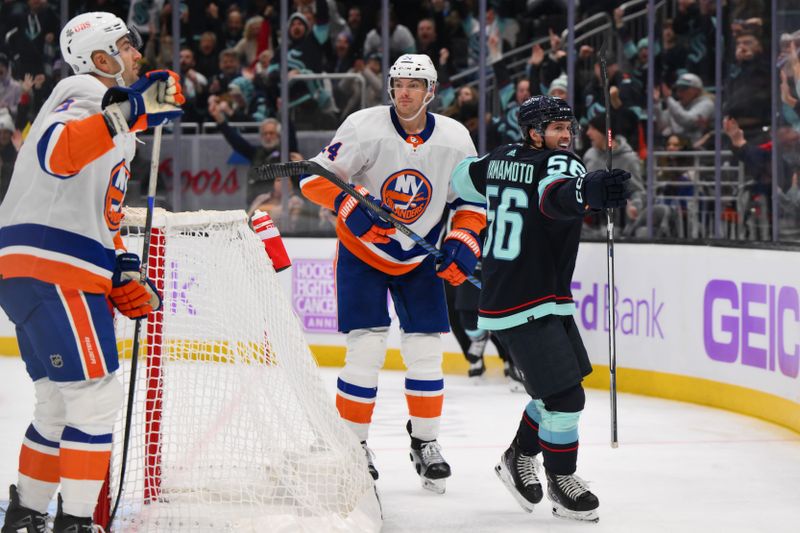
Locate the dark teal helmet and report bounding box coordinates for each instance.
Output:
[518,95,577,142]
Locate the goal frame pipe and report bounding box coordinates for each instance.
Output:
[144,228,166,503]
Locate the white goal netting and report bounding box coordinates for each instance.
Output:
[104,208,380,532]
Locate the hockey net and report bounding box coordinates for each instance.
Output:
[102,208,380,532]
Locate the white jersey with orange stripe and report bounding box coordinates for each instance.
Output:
[302,105,482,275]
[0,74,136,294]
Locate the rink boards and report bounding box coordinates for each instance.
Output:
[0,239,797,433]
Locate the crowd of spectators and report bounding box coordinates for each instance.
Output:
[0,0,798,240]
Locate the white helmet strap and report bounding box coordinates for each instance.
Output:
[388,80,436,122]
[92,53,127,87]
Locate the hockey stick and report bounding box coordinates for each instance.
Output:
[107,125,163,528]
[257,160,482,289]
[598,42,619,448]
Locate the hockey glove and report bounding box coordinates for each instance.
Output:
[102,69,185,136]
[436,229,481,286]
[334,186,396,244]
[109,253,162,319]
[580,168,632,210]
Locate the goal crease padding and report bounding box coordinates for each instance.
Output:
[104,208,381,532]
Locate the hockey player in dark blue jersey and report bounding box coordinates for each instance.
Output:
[450,95,631,522]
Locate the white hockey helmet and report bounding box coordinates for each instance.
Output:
[387,54,437,120]
[60,12,141,84]
[388,53,438,90]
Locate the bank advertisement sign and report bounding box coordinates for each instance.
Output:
[572,244,799,404]
[279,240,799,406]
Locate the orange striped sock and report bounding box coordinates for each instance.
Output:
[17,424,60,513]
[59,426,112,517]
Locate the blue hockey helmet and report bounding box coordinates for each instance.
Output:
[517,95,577,142]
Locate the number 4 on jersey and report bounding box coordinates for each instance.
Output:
[322,142,342,161]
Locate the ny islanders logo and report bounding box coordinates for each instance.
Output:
[104,160,130,231]
[381,169,432,224]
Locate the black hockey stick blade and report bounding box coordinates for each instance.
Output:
[256,160,482,289]
[256,160,313,181]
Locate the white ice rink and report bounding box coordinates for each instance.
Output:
[1,356,799,532]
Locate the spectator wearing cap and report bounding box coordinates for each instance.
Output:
[627,38,649,97]
[0,54,21,119]
[265,1,337,129]
[226,76,259,122]
[654,72,714,144]
[548,75,568,99]
[0,109,18,201]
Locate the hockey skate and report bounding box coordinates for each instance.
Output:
[52,494,97,532]
[466,333,488,381]
[494,441,543,512]
[467,356,486,380]
[407,422,451,494]
[361,441,379,480]
[1,484,47,533]
[546,471,599,523]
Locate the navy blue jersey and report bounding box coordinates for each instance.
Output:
[451,143,589,330]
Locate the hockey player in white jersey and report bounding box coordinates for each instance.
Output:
[300,54,486,493]
[0,12,183,533]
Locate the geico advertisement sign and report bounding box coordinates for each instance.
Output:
[573,243,800,401]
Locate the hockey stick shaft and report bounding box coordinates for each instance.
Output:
[598,42,619,448]
[107,125,163,528]
[257,160,481,289]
